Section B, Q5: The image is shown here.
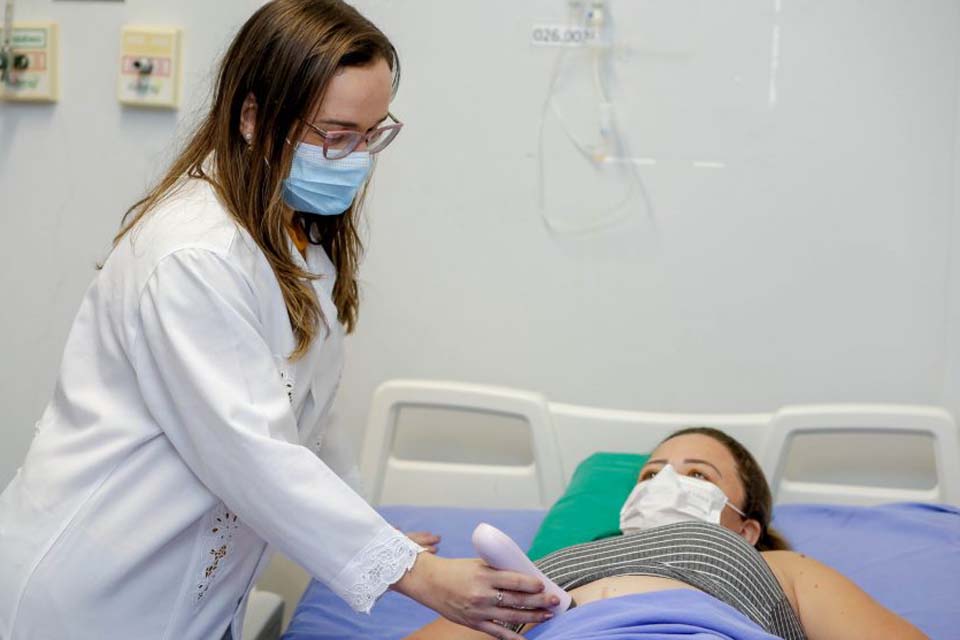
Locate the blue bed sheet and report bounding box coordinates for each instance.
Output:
[283,506,543,640]
[525,590,783,640]
[282,503,960,640]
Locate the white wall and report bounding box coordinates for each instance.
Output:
[1,0,270,485]
[2,0,959,623]
[342,0,960,459]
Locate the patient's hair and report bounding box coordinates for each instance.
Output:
[662,427,791,552]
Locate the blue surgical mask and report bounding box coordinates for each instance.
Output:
[282,142,372,215]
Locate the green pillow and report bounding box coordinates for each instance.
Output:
[526,452,649,560]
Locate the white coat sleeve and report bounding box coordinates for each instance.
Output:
[316,413,366,496]
[131,248,422,613]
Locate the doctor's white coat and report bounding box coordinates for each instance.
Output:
[0,178,421,639]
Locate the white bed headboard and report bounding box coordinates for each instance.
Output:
[360,379,960,509]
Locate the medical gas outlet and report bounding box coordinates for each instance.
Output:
[0,22,58,102]
[117,25,182,109]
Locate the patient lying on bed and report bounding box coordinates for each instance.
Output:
[403,427,928,640]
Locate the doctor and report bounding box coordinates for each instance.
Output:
[0,1,556,638]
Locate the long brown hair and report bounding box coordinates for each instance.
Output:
[113,0,399,359]
[662,427,791,551]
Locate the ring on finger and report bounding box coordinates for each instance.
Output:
[495,588,504,607]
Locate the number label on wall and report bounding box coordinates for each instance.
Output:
[531,24,598,47]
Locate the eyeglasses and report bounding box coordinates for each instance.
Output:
[301,112,403,160]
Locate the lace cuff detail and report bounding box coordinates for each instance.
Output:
[332,526,424,614]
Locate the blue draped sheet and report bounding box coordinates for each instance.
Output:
[526,590,780,640]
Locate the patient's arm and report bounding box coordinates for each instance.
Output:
[766,551,929,640]
[405,530,440,553]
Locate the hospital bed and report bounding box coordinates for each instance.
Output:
[283,380,960,640]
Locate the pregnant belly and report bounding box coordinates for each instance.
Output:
[520,575,700,634]
[569,575,700,604]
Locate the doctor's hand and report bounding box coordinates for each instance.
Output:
[392,552,558,640]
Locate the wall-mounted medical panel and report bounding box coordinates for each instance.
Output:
[1,22,59,102]
[117,25,182,109]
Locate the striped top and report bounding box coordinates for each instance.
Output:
[515,521,806,639]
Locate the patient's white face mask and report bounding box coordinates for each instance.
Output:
[619,464,745,534]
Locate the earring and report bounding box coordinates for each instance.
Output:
[243,132,253,143]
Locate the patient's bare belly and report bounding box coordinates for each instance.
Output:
[520,576,700,634]
[568,575,700,604]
